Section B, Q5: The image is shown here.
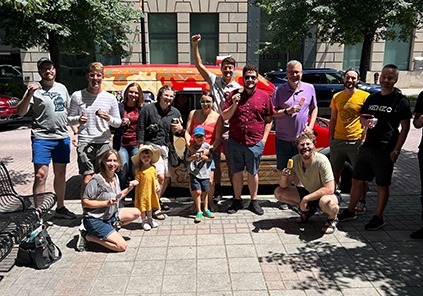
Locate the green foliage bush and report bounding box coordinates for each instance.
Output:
[0,82,26,98]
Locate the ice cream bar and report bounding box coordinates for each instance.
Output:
[287,159,294,169]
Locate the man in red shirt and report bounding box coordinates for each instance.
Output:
[223,65,274,215]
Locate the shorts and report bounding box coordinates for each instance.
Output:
[32,137,71,165]
[77,142,111,175]
[330,139,361,173]
[228,138,264,175]
[297,186,342,208]
[83,212,119,239]
[352,146,394,186]
[275,138,298,170]
[189,174,210,192]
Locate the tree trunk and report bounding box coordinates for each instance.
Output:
[359,33,373,83]
[47,31,62,82]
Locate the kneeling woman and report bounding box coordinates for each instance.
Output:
[82,149,141,252]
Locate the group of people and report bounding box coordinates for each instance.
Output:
[17,39,422,252]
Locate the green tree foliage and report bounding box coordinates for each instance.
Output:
[0,0,142,79]
[257,0,423,81]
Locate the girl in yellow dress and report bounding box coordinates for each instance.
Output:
[131,145,161,231]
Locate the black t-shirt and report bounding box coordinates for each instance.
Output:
[137,102,182,146]
[414,91,423,148]
[361,90,412,150]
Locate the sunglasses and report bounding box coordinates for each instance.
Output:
[244,75,257,80]
[200,100,213,104]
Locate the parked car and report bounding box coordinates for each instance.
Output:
[0,94,20,125]
[0,65,23,84]
[264,68,381,117]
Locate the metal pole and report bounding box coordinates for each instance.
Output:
[140,0,147,64]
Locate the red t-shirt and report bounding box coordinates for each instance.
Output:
[224,88,274,146]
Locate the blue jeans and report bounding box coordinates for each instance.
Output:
[275,138,298,170]
[118,145,138,189]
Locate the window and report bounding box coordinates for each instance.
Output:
[302,73,323,84]
[383,25,412,70]
[149,13,178,64]
[343,43,362,69]
[190,14,218,65]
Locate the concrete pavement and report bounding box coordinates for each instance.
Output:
[0,122,422,295]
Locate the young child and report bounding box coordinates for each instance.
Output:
[131,145,161,231]
[186,126,215,223]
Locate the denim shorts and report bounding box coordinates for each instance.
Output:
[83,212,119,240]
[297,186,342,208]
[189,174,210,192]
[32,137,71,165]
[228,139,264,175]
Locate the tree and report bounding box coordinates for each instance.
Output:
[257,0,423,81]
[0,0,142,80]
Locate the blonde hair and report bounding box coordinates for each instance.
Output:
[87,62,104,73]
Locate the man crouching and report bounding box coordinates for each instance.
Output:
[274,131,341,234]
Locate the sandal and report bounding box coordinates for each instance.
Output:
[153,210,167,220]
[321,218,338,234]
[295,207,317,223]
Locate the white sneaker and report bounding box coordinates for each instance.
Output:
[142,220,152,231]
[149,217,159,228]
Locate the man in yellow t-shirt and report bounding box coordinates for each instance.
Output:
[329,67,369,213]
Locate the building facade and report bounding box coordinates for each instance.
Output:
[3,0,422,89]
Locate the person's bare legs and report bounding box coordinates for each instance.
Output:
[232,171,244,199]
[52,163,67,208]
[347,178,365,212]
[375,186,389,217]
[85,207,140,252]
[247,173,258,200]
[85,231,127,252]
[274,186,301,205]
[319,195,339,220]
[208,170,215,209]
[191,189,202,213]
[33,164,49,207]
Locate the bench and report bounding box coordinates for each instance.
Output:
[0,162,56,272]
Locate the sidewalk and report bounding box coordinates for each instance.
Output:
[0,123,422,295]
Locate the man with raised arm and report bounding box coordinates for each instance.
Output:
[17,57,76,219]
[192,34,242,204]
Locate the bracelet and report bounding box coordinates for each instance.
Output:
[393,150,401,155]
[73,132,78,135]
[284,109,288,115]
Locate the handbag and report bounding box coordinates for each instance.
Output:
[15,225,62,269]
[167,142,180,167]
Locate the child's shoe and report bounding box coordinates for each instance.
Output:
[149,217,159,228]
[194,212,203,223]
[203,209,215,218]
[142,219,152,231]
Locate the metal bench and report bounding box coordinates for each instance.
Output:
[0,162,56,272]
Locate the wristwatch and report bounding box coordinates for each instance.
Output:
[393,150,401,155]
[284,109,288,115]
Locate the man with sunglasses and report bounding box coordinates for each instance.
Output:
[272,60,318,210]
[17,57,76,219]
[222,65,274,215]
[68,62,122,197]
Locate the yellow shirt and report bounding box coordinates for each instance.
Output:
[330,89,369,140]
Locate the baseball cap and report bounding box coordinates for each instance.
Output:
[193,126,205,136]
[37,57,54,69]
